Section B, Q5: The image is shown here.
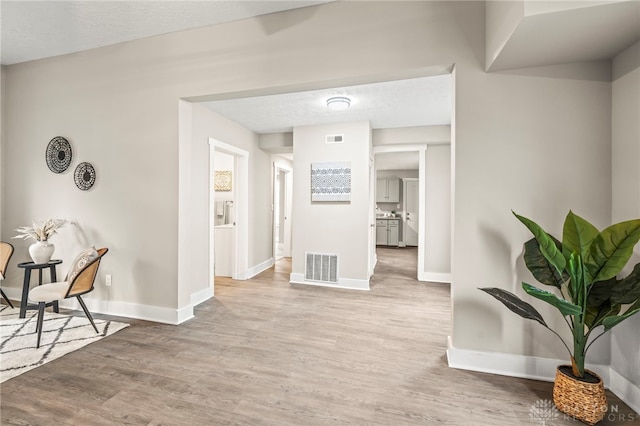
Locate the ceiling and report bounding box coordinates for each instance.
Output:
[202,74,452,134]
[0,0,331,65]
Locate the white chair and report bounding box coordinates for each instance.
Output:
[0,242,15,308]
[29,247,108,348]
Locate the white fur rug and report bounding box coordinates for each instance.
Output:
[0,305,129,383]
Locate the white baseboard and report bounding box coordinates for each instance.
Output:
[446,337,639,415]
[58,297,187,325]
[610,367,640,415]
[289,273,370,291]
[176,304,195,324]
[245,257,274,279]
[191,286,213,306]
[3,286,197,325]
[369,254,378,278]
[418,271,451,283]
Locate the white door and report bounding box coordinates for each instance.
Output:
[282,168,292,257]
[273,163,292,259]
[368,158,376,276]
[404,178,419,246]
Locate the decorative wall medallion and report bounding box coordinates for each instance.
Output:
[311,161,351,202]
[45,136,72,173]
[74,162,96,190]
[214,171,232,191]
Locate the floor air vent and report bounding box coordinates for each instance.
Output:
[305,253,338,283]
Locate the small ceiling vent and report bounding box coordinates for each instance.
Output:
[326,134,344,144]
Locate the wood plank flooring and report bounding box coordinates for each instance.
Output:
[1,247,637,425]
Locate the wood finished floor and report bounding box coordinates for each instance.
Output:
[1,247,637,425]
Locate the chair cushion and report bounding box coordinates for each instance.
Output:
[66,246,99,283]
[28,281,70,303]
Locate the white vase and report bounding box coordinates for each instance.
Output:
[29,241,55,264]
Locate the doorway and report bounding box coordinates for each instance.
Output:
[209,138,249,288]
[373,147,425,280]
[374,144,452,283]
[273,161,292,260]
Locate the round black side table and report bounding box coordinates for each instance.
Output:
[17,259,62,318]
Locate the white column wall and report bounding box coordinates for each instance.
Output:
[291,121,372,289]
[0,66,4,238]
[453,65,612,363]
[611,40,640,394]
[424,145,451,276]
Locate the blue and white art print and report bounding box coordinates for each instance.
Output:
[311,161,351,202]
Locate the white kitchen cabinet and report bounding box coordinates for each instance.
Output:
[387,219,399,246]
[376,218,399,246]
[376,178,400,203]
[376,219,388,245]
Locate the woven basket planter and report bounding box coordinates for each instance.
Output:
[553,365,607,425]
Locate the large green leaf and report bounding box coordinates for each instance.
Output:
[585,300,620,329]
[522,282,582,316]
[567,252,585,306]
[524,237,568,288]
[562,211,599,261]
[586,277,616,308]
[601,302,640,331]
[609,263,640,305]
[513,212,566,274]
[585,219,640,283]
[479,287,548,327]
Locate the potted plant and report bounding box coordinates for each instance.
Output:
[13,218,67,264]
[480,211,640,425]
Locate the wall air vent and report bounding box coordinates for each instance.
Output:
[305,252,338,283]
[326,134,344,144]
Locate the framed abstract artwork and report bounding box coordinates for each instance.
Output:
[311,161,351,202]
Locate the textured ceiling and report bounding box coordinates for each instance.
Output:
[0,0,331,65]
[202,74,453,134]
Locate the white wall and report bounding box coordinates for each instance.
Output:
[373,125,450,146]
[291,121,371,289]
[182,102,272,308]
[485,1,524,70]
[424,145,451,275]
[374,126,452,280]
[0,66,4,238]
[611,40,640,393]
[454,66,612,363]
[376,170,418,179]
[259,133,293,154]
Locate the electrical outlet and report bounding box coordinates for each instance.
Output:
[105,274,112,286]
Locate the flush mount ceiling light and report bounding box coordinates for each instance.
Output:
[326,96,351,111]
